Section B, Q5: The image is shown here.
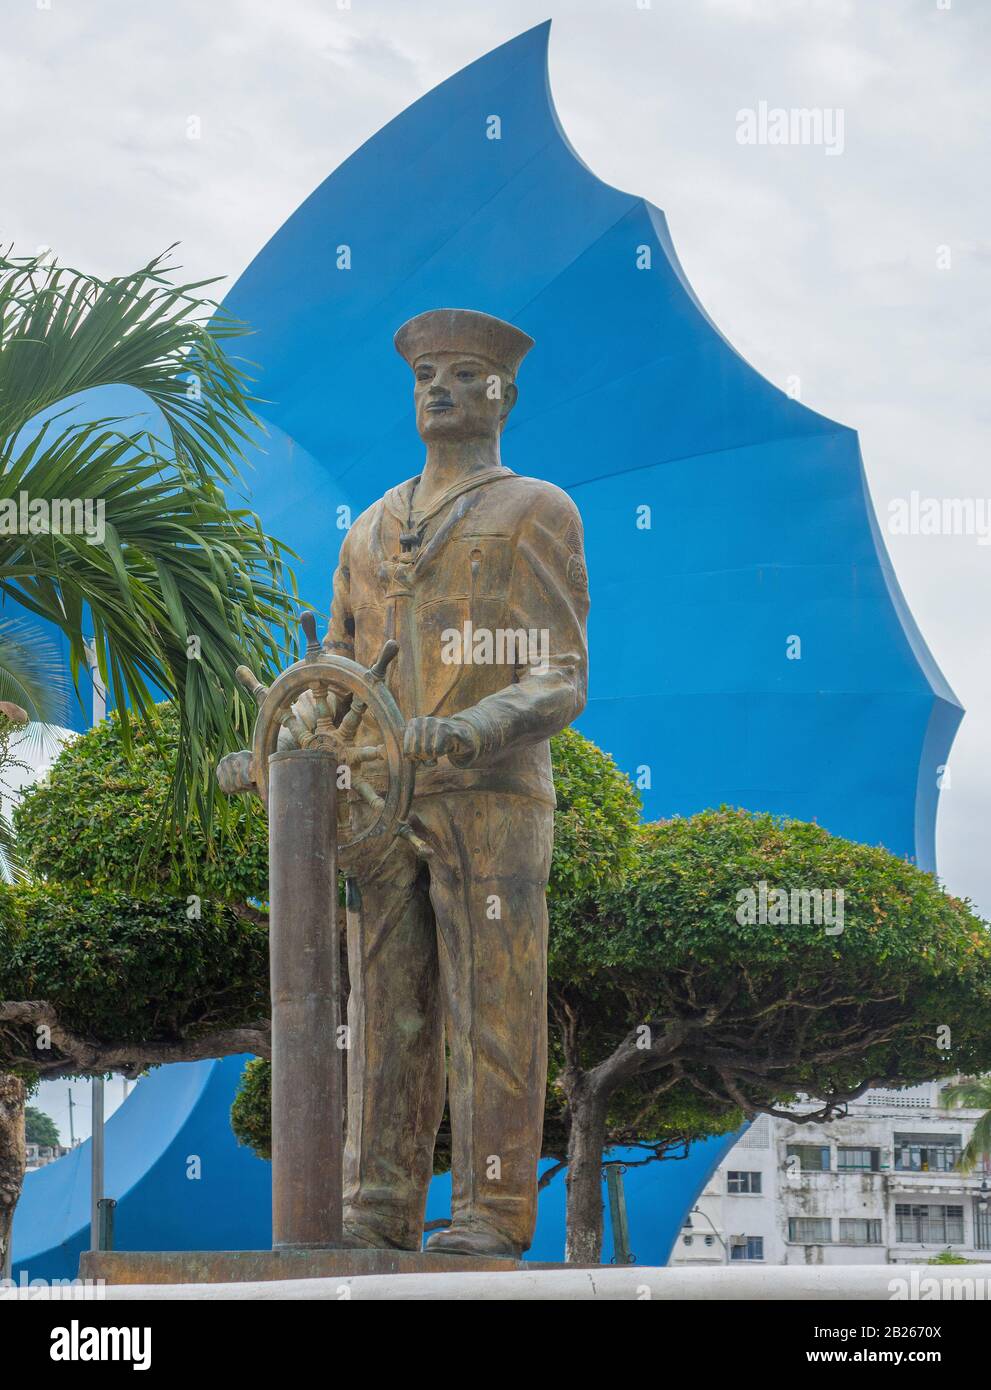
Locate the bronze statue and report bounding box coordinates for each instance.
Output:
[224,309,589,1260]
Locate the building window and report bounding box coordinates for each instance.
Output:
[839,1218,883,1245]
[727,1170,762,1194]
[788,1217,832,1243]
[729,1236,764,1261]
[837,1146,880,1172]
[974,1202,991,1252]
[895,1204,964,1244]
[893,1133,962,1173]
[786,1144,830,1172]
[682,1235,693,1246]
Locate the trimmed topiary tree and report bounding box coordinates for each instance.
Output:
[0,705,272,1255]
[14,702,267,908]
[230,1057,272,1162]
[2,705,272,1080]
[0,885,269,1076]
[553,808,991,1262]
[4,702,272,1071]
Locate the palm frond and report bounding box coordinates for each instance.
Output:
[8,721,70,766]
[941,1078,991,1111]
[941,1077,991,1173]
[1,416,295,824]
[0,247,260,481]
[0,615,71,723]
[0,248,297,834]
[0,806,23,884]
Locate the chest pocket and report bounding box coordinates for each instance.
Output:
[454,532,515,600]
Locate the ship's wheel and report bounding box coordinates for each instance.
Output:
[224,612,429,872]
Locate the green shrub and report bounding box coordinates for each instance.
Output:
[0,883,267,1046]
[14,703,267,902]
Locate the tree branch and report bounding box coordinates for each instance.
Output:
[0,1001,270,1080]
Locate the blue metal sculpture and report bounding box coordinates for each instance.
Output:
[225,19,959,871]
[12,1059,271,1283]
[13,20,958,1275]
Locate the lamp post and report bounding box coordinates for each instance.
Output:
[969,1176,991,1254]
[604,1163,634,1264]
[687,1203,731,1263]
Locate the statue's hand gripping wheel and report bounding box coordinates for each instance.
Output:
[218,611,430,871]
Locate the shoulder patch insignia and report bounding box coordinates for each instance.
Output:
[567,553,588,591]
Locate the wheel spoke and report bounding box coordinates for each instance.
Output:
[352,776,384,812]
[309,681,335,734]
[353,744,386,763]
[337,696,370,743]
[282,711,309,747]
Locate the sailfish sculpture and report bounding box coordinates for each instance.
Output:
[225,20,960,876]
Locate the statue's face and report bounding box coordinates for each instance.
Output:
[413,351,517,442]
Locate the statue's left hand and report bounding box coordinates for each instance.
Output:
[403,716,472,765]
[216,750,256,795]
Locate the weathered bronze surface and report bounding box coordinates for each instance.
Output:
[268,749,341,1249]
[328,309,589,1258]
[79,1251,555,1278]
[79,1249,535,1285]
[220,308,589,1261]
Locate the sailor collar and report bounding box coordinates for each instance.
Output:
[383,466,515,532]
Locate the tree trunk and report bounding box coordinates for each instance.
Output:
[563,1074,609,1264]
[0,1072,26,1278]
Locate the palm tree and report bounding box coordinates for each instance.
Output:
[0,616,70,880]
[0,247,293,838]
[942,1077,991,1173]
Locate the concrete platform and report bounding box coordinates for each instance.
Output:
[41,1262,991,1301]
[79,1248,533,1285]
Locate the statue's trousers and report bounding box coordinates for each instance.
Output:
[343,791,553,1252]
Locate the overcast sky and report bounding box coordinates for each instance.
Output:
[3,0,989,916]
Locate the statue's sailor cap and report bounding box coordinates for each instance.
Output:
[394,308,534,379]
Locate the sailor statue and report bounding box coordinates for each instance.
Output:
[223,309,589,1260]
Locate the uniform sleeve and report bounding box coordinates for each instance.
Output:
[448,489,589,765]
[323,528,355,659]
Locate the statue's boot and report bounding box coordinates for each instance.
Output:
[339,1218,412,1251]
[424,1221,522,1261]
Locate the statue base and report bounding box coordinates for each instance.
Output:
[79,1248,543,1285]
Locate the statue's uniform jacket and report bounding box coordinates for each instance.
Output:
[326,465,589,802]
[324,465,589,1252]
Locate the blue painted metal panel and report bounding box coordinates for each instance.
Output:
[12,1058,271,1282]
[223,20,959,871]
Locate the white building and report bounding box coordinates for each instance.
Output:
[671,1083,991,1266]
[24,1141,71,1172]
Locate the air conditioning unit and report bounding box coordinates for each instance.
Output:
[730,1234,747,1248]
